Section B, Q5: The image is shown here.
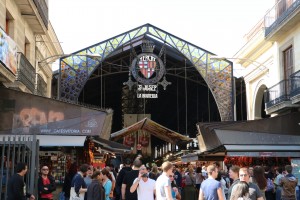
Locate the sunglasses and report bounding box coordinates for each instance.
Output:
[239,174,248,177]
[169,175,174,178]
[42,168,49,171]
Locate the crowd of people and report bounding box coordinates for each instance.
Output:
[5,160,299,200]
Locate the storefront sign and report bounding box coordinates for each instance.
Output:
[0,87,107,136]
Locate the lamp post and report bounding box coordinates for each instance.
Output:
[210,56,269,77]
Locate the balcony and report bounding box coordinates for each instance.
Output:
[290,70,300,104]
[15,53,36,93]
[264,0,300,40]
[15,0,48,33]
[264,79,297,114]
[35,73,47,96]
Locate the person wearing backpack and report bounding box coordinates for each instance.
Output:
[280,165,298,200]
[264,166,275,200]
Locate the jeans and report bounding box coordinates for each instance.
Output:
[276,187,282,200]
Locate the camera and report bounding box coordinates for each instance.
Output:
[141,173,148,178]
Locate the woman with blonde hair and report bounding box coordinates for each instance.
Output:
[149,165,160,180]
[230,181,250,200]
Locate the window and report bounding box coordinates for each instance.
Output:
[5,10,14,38]
[283,46,293,79]
[283,45,293,94]
[25,37,31,60]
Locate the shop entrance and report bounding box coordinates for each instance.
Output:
[0,135,39,199]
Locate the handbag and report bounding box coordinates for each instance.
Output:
[70,187,84,200]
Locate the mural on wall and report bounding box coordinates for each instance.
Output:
[0,87,107,136]
[0,27,17,74]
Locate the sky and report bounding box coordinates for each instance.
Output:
[49,0,275,72]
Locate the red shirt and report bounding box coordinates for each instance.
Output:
[40,176,53,199]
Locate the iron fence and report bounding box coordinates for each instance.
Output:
[290,70,300,97]
[0,135,39,200]
[264,79,290,108]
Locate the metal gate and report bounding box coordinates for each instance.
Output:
[0,135,39,200]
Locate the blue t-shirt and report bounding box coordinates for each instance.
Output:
[200,178,221,200]
[103,179,112,200]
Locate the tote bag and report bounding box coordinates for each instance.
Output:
[70,187,84,200]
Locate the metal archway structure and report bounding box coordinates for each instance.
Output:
[58,24,233,121]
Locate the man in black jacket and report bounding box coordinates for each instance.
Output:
[7,162,35,200]
[116,158,132,200]
[38,165,56,200]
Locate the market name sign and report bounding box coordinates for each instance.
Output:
[123,40,171,98]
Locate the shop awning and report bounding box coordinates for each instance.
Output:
[0,135,87,146]
[111,118,192,144]
[91,137,132,154]
[197,112,300,157]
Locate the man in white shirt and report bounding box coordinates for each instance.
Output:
[130,165,156,200]
[155,161,173,200]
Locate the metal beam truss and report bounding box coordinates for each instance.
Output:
[59,24,233,121]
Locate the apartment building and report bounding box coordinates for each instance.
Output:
[0,0,63,97]
[235,0,300,120]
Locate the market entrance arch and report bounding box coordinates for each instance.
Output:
[57,24,234,137]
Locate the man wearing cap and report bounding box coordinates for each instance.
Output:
[130,165,156,200]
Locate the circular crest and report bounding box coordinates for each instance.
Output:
[131,53,165,85]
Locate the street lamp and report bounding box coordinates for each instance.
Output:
[210,56,269,78]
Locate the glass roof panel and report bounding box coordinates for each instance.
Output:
[103,42,114,57]
[122,34,131,44]
[110,38,119,49]
[155,28,167,40]
[182,44,191,61]
[170,36,180,47]
[149,27,160,38]
[165,35,173,45]
[129,29,139,39]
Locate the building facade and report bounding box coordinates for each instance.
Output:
[235,0,300,119]
[0,0,63,97]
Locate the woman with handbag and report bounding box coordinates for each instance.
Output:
[70,164,89,200]
[87,170,105,200]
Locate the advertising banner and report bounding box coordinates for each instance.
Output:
[0,87,108,136]
[0,28,17,74]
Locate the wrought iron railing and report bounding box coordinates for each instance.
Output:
[33,0,48,28]
[16,53,36,93]
[290,70,300,97]
[264,79,290,108]
[36,74,47,96]
[264,0,300,36]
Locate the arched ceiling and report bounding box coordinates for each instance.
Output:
[58,23,233,121]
